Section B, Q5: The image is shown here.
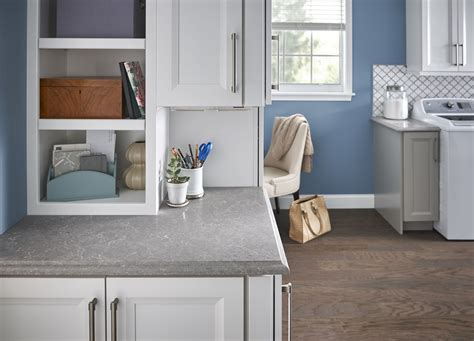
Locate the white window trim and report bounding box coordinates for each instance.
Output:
[272,0,353,102]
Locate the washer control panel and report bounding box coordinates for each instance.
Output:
[423,99,474,114]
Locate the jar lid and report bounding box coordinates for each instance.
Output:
[386,85,404,92]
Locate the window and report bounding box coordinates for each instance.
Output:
[272,0,352,101]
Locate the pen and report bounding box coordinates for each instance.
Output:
[188,144,194,165]
[177,148,187,167]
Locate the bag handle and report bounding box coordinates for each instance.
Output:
[310,202,323,222]
[302,208,321,236]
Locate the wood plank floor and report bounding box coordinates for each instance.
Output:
[275,209,474,341]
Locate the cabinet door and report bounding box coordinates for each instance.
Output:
[422,0,459,72]
[403,132,440,222]
[156,0,242,107]
[0,278,106,341]
[107,278,244,341]
[457,0,474,72]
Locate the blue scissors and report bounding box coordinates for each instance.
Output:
[198,142,213,164]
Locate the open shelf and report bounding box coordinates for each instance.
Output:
[40,187,145,205]
[39,38,146,50]
[38,119,145,131]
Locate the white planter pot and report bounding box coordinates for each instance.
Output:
[167,181,189,205]
[180,167,204,198]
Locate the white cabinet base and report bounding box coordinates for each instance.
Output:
[0,278,106,341]
[107,278,244,341]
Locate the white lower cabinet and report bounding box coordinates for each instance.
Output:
[1,276,280,341]
[0,278,106,341]
[107,278,244,341]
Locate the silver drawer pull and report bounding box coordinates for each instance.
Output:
[88,298,98,341]
[110,298,119,341]
[282,283,292,341]
[454,43,459,66]
[231,33,238,93]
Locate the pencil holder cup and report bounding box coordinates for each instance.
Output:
[180,167,204,199]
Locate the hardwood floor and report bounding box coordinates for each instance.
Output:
[275,209,474,341]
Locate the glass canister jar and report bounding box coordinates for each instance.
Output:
[383,85,408,120]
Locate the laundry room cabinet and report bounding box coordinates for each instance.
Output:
[0,278,106,341]
[106,278,244,341]
[373,119,440,234]
[156,0,270,107]
[407,0,474,75]
[0,276,279,341]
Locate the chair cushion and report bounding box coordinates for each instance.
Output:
[263,166,299,198]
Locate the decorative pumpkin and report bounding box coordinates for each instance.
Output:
[123,141,146,190]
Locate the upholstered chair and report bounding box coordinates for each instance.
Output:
[263,121,308,213]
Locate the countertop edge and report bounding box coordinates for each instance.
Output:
[371,117,440,132]
[263,190,290,273]
[0,261,289,278]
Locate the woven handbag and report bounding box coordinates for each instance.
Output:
[289,196,331,243]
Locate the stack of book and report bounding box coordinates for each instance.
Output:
[120,61,146,119]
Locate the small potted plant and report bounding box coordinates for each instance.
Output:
[166,153,190,206]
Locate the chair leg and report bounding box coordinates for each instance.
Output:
[274,197,280,214]
[293,190,300,201]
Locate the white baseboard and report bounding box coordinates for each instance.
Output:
[272,194,375,209]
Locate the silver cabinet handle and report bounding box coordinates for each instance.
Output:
[272,35,280,91]
[433,137,439,163]
[110,298,119,341]
[231,33,238,93]
[454,43,459,66]
[459,44,464,66]
[282,283,292,341]
[88,298,98,341]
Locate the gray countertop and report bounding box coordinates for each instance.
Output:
[0,188,289,277]
[371,117,440,132]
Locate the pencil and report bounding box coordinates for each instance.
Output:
[195,144,199,168]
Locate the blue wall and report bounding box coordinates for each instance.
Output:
[0,0,27,233]
[264,0,406,195]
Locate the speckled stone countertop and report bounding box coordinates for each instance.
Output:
[0,188,289,277]
[371,117,440,132]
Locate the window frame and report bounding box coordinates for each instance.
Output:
[271,0,353,102]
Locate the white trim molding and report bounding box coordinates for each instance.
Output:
[272,91,355,101]
[272,194,375,209]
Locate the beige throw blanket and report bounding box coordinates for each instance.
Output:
[266,114,314,173]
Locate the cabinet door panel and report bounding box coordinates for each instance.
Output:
[156,0,242,107]
[423,0,459,72]
[107,278,244,341]
[403,132,440,221]
[458,0,474,71]
[0,278,106,341]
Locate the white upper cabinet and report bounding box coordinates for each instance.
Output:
[407,0,474,74]
[156,0,243,107]
[458,0,474,72]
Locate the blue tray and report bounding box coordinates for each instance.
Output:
[46,158,118,202]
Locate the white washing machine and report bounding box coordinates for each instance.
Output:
[413,98,474,240]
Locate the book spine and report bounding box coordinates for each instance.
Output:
[124,61,146,118]
[119,62,137,119]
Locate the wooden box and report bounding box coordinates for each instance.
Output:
[40,78,124,119]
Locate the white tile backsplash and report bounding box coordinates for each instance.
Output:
[372,65,474,117]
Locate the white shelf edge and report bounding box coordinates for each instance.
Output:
[39,38,146,50]
[38,119,145,131]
